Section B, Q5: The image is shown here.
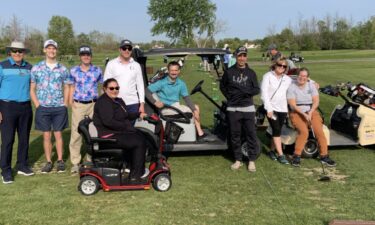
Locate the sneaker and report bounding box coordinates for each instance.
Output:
[2,175,13,184]
[41,162,53,174]
[248,161,256,172]
[230,161,243,170]
[320,156,336,167]
[268,151,278,161]
[70,164,79,173]
[56,160,66,173]
[197,133,215,142]
[141,168,150,179]
[17,167,35,176]
[291,156,301,167]
[277,155,289,165]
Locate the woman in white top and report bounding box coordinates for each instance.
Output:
[261,57,292,164]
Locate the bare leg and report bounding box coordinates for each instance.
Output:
[54,131,64,161]
[43,131,52,162]
[273,137,283,156]
[193,105,204,136]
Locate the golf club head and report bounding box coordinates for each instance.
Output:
[318,175,331,182]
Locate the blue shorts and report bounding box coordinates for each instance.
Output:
[35,106,68,131]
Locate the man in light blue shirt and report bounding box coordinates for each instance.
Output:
[0,41,34,184]
[147,61,208,140]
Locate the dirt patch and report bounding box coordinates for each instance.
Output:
[301,167,349,183]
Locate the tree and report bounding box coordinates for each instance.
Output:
[76,33,91,47]
[47,16,75,55]
[24,28,45,55]
[148,0,217,47]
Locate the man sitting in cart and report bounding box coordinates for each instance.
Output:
[146,61,210,141]
[287,67,336,167]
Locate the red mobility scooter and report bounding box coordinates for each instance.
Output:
[77,114,171,195]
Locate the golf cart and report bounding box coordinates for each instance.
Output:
[134,48,260,156]
[265,82,375,158]
[289,52,304,63]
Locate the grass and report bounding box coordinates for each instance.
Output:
[1,50,375,225]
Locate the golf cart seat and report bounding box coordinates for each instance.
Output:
[78,117,125,169]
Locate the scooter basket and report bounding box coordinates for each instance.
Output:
[165,121,183,144]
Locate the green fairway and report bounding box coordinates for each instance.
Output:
[1,50,375,225]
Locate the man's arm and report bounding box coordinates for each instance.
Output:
[135,64,145,113]
[30,82,40,108]
[219,70,229,99]
[63,84,70,107]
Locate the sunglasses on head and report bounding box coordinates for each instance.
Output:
[108,86,120,91]
[10,49,24,54]
[121,46,133,51]
[277,63,287,69]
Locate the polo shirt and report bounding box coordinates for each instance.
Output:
[31,61,72,107]
[147,77,189,106]
[0,57,32,102]
[104,57,144,105]
[70,64,103,101]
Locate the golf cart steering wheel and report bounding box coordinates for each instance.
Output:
[190,80,204,95]
[159,105,191,124]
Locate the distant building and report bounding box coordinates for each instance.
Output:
[244,43,260,49]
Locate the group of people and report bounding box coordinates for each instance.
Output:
[0,39,336,184]
[0,39,152,184]
[221,45,336,172]
[0,37,212,185]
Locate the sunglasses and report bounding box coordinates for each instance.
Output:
[10,49,25,54]
[277,63,287,69]
[108,86,120,91]
[121,46,133,51]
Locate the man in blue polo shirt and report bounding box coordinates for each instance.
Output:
[147,61,208,141]
[0,41,34,184]
[68,45,103,173]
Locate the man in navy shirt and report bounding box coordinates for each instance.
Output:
[0,41,34,184]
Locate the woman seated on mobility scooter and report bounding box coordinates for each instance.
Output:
[93,78,148,183]
[286,68,336,167]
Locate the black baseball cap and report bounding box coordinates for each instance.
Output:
[119,39,133,48]
[235,46,247,56]
[79,45,92,55]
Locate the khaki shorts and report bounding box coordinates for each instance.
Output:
[161,102,192,115]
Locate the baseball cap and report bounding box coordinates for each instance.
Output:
[268,44,277,51]
[119,39,133,48]
[79,45,92,55]
[235,46,247,56]
[44,39,58,48]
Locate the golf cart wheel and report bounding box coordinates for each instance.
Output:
[152,173,172,192]
[241,139,261,160]
[79,176,100,196]
[301,139,319,158]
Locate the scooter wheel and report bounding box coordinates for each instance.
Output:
[301,139,319,158]
[79,176,100,196]
[152,173,172,192]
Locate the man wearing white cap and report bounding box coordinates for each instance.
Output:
[30,39,72,173]
[104,39,145,124]
[0,41,33,184]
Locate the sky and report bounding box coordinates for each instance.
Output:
[0,0,374,43]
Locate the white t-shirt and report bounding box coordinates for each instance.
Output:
[104,57,145,105]
[261,71,292,113]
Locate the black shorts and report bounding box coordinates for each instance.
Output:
[35,106,68,131]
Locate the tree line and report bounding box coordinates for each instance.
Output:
[260,15,375,51]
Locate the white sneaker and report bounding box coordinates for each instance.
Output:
[230,161,243,170]
[141,168,150,179]
[70,164,79,173]
[248,161,256,172]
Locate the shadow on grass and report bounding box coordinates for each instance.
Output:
[28,129,72,166]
